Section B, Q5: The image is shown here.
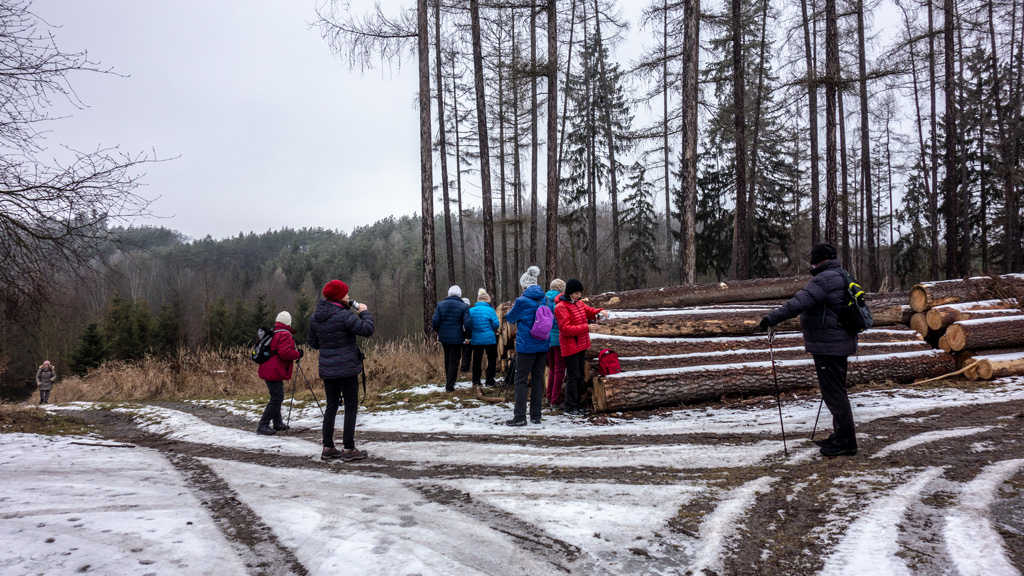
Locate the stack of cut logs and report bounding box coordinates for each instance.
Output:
[497,276,948,413]
[906,274,1024,382]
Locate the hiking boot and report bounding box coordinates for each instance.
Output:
[340,448,368,462]
[531,417,542,425]
[814,434,835,448]
[256,425,277,436]
[820,444,858,457]
[273,422,290,431]
[505,419,527,427]
[321,447,343,460]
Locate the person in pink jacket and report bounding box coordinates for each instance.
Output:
[256,311,303,435]
[554,279,607,416]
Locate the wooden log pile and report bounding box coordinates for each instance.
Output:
[903,276,1024,380]
[580,278,933,412]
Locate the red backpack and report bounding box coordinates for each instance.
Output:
[598,349,621,376]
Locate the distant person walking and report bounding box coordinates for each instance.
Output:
[760,242,860,457]
[504,266,550,426]
[555,279,608,416]
[469,288,500,387]
[432,286,471,392]
[256,311,302,436]
[35,361,56,404]
[545,279,567,408]
[309,279,375,462]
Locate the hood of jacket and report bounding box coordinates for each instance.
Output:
[273,322,295,333]
[522,285,545,301]
[811,259,842,277]
[474,301,494,310]
[313,298,349,323]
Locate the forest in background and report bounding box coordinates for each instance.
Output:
[2,0,1024,397]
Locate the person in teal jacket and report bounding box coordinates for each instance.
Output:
[545,279,566,407]
[469,288,500,387]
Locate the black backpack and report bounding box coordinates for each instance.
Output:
[835,270,874,334]
[250,326,278,364]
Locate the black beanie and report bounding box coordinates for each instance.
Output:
[809,242,837,265]
[565,278,584,295]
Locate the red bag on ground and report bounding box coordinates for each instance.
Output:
[598,349,621,376]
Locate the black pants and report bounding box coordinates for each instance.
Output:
[472,344,497,386]
[813,354,856,448]
[513,351,547,422]
[442,343,462,391]
[563,351,586,412]
[460,345,473,372]
[323,376,359,450]
[38,389,50,404]
[259,380,285,427]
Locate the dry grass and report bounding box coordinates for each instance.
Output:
[55,340,445,403]
[0,403,94,435]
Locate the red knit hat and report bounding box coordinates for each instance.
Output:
[323,279,349,302]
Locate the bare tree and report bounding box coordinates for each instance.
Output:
[823,0,839,245]
[856,0,877,289]
[470,0,497,295]
[799,0,821,243]
[433,0,456,287]
[545,0,560,284]
[942,0,957,278]
[681,0,699,284]
[731,0,750,279]
[0,0,153,309]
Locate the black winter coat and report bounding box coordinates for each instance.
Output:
[766,260,858,356]
[431,295,471,344]
[307,299,375,379]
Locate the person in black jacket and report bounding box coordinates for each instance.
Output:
[308,279,375,462]
[761,242,859,457]
[431,286,471,392]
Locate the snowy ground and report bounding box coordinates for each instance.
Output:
[2,378,1024,575]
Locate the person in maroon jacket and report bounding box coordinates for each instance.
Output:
[256,311,303,435]
[554,279,607,416]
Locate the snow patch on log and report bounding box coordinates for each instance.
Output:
[943,459,1024,576]
[954,314,1024,326]
[972,351,1024,362]
[931,299,1019,311]
[690,476,775,575]
[819,467,945,576]
[871,427,995,459]
[617,340,932,362]
[604,350,949,379]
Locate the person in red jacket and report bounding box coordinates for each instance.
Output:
[554,278,607,416]
[256,311,303,435]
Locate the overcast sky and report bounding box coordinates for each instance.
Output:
[35,0,423,240]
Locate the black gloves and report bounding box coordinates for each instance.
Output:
[759,317,771,331]
[298,349,304,359]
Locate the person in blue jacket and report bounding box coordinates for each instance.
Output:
[432,285,472,392]
[469,288,500,387]
[504,266,550,426]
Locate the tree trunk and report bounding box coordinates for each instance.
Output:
[838,87,851,267]
[434,0,455,287]
[856,0,876,290]
[942,0,959,279]
[926,300,1022,331]
[498,14,509,301]
[664,0,675,281]
[470,0,496,296]
[452,57,467,281]
[593,0,621,291]
[904,8,934,265]
[731,0,749,279]
[800,0,821,243]
[823,0,839,245]
[530,1,539,264]
[593,350,955,411]
[617,340,933,372]
[681,0,700,284]
[545,0,560,284]
[418,0,437,336]
[586,275,810,309]
[746,0,769,264]
[589,326,922,357]
[909,274,1024,312]
[927,0,940,279]
[946,316,1024,352]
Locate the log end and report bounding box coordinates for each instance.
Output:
[938,335,952,353]
[925,309,944,331]
[909,285,929,313]
[946,324,967,352]
[592,377,609,412]
[910,313,930,337]
[976,359,994,380]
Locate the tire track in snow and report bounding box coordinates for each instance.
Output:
[871,427,996,459]
[689,476,775,575]
[818,467,945,576]
[167,454,309,576]
[944,459,1024,576]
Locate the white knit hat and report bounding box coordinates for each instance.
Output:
[276,311,292,326]
[448,285,462,297]
[519,266,541,289]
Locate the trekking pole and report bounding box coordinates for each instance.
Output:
[296,361,324,416]
[286,364,298,428]
[810,398,824,441]
[767,327,789,456]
